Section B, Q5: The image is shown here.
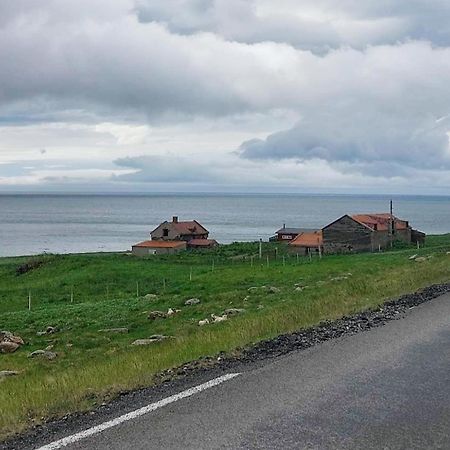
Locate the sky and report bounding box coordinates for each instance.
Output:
[1,0,450,194]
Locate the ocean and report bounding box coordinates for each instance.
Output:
[0,193,449,257]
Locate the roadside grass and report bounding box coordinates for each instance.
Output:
[1,236,450,439]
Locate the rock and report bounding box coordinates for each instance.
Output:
[132,335,170,346]
[409,254,418,260]
[415,257,427,262]
[1,331,24,346]
[243,296,250,302]
[0,331,24,353]
[28,350,57,360]
[211,314,228,323]
[248,287,259,293]
[0,341,20,354]
[36,326,57,336]
[223,308,245,316]
[185,298,201,306]
[148,311,167,320]
[0,370,19,378]
[144,294,158,300]
[331,276,348,282]
[257,304,264,309]
[266,286,280,294]
[294,287,304,292]
[166,308,181,317]
[198,319,210,326]
[98,328,129,334]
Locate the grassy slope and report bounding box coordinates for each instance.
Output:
[1,237,450,439]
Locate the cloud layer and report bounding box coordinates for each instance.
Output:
[0,0,450,193]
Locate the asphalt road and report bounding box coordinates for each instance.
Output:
[40,294,450,450]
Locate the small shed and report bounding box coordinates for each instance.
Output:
[132,240,187,256]
[274,225,316,241]
[288,230,323,255]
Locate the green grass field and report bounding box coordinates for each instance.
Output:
[1,236,450,440]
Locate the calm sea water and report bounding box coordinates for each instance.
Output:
[0,193,449,257]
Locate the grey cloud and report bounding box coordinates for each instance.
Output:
[135,0,450,50]
[113,155,222,183]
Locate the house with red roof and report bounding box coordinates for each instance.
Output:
[322,213,424,254]
[151,216,209,242]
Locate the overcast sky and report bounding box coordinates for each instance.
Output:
[1,0,450,194]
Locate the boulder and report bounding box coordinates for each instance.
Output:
[0,370,19,378]
[148,311,167,320]
[198,319,210,326]
[28,350,58,360]
[144,294,158,300]
[223,308,245,316]
[415,257,427,263]
[132,335,170,346]
[0,331,24,353]
[266,286,280,294]
[185,298,201,306]
[37,326,57,336]
[0,341,20,354]
[211,314,228,323]
[98,328,129,334]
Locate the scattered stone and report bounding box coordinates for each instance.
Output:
[144,294,158,300]
[45,345,54,351]
[257,304,264,309]
[36,326,57,336]
[223,308,245,316]
[148,311,167,321]
[0,370,19,378]
[243,296,250,302]
[294,287,304,292]
[409,254,418,260]
[98,328,129,334]
[198,319,210,326]
[248,287,260,293]
[331,276,349,282]
[166,308,181,317]
[0,341,20,354]
[0,331,24,353]
[415,257,427,263]
[267,286,280,293]
[211,314,228,323]
[28,350,58,360]
[131,335,170,346]
[185,298,201,306]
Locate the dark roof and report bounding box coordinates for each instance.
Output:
[133,240,186,249]
[276,227,315,235]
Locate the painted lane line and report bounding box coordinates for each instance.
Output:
[36,373,241,450]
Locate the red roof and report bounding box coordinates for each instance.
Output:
[132,240,186,249]
[352,214,408,231]
[188,239,218,247]
[173,220,208,235]
[289,230,323,247]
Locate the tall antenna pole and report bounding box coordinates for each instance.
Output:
[389,199,394,248]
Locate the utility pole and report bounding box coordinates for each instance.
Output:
[389,199,394,248]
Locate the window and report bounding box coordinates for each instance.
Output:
[163,228,169,237]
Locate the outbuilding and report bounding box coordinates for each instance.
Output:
[132,240,187,256]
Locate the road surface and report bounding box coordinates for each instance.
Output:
[36,293,450,450]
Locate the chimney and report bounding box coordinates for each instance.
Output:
[172,216,178,223]
[283,223,286,229]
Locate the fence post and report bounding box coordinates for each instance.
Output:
[189,267,193,281]
[71,286,74,304]
[136,281,139,298]
[266,255,269,267]
[28,290,31,311]
[282,256,286,266]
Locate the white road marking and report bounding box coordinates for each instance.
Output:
[36,373,241,450]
